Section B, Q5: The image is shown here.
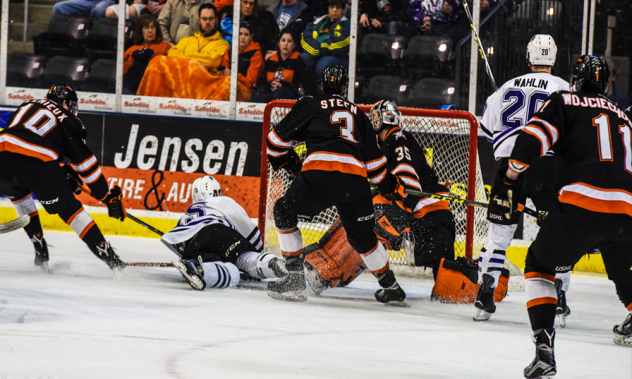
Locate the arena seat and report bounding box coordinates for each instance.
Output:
[403,36,452,80]
[78,59,117,93]
[359,75,412,105]
[32,56,90,89]
[357,34,405,77]
[33,15,90,59]
[407,78,456,109]
[82,18,118,61]
[6,53,46,88]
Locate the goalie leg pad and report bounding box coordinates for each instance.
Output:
[432,258,510,304]
[202,261,240,289]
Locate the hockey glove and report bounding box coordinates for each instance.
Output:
[62,164,83,195]
[383,175,407,203]
[103,186,127,221]
[269,149,302,177]
[488,176,520,224]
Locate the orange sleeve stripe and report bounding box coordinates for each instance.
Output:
[526,297,558,308]
[524,272,556,282]
[413,201,451,218]
[0,139,58,162]
[508,159,530,168]
[302,160,367,177]
[559,191,632,217]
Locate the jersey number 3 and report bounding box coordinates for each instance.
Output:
[331,111,358,143]
[593,113,632,173]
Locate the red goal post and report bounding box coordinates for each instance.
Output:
[259,100,487,264]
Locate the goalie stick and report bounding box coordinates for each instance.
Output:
[462,1,498,91]
[404,188,546,221]
[0,215,30,234]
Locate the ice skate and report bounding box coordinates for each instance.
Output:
[267,270,307,302]
[613,313,632,347]
[31,233,49,272]
[93,241,125,271]
[304,264,328,296]
[173,256,206,290]
[268,257,288,278]
[474,273,496,321]
[524,328,556,378]
[555,279,570,328]
[375,283,409,307]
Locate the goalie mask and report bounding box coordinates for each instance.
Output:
[571,55,610,95]
[191,176,223,202]
[370,99,401,133]
[526,34,557,66]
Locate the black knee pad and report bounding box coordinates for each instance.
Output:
[273,196,298,230]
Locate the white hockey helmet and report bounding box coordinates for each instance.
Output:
[191,175,223,202]
[526,34,557,66]
[370,99,401,133]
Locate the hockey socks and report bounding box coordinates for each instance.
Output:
[277,227,302,259]
[236,252,287,279]
[478,223,517,284]
[201,261,240,289]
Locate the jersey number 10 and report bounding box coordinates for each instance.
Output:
[593,113,632,173]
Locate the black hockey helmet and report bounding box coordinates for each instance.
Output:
[571,55,610,95]
[370,99,401,133]
[47,84,79,116]
[320,65,348,96]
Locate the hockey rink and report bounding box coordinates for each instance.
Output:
[0,230,629,379]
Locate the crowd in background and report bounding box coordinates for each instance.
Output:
[35,0,630,108]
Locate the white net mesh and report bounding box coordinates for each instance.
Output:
[261,103,489,267]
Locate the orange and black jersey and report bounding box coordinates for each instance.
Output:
[380,127,450,217]
[510,91,632,217]
[0,99,109,200]
[266,94,395,193]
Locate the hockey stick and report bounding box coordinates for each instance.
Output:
[0,215,30,234]
[462,1,498,91]
[404,189,546,221]
[125,262,173,267]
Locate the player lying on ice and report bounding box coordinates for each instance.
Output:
[160,175,288,290]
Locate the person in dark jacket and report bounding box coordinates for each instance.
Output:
[252,29,310,102]
[359,0,408,37]
[300,0,350,77]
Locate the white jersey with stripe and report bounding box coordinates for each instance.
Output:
[481,72,570,160]
[161,196,262,251]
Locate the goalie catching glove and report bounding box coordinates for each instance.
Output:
[103,186,127,221]
[268,148,302,177]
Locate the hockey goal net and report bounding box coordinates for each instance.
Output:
[259,100,488,267]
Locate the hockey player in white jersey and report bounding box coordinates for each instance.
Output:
[161,176,287,290]
[475,34,572,321]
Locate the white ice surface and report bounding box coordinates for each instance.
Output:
[0,230,630,379]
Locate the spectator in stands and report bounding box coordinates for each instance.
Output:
[123,14,171,94]
[52,0,115,20]
[158,0,214,45]
[218,6,234,46]
[359,0,408,38]
[148,0,166,15]
[300,0,350,77]
[406,0,456,39]
[215,22,264,100]
[605,57,630,110]
[105,0,148,19]
[252,29,310,102]
[137,3,232,99]
[267,0,310,35]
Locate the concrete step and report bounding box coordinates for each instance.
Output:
[7,40,35,54]
[9,3,54,26]
[8,22,48,41]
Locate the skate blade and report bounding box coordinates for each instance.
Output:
[558,313,567,328]
[613,335,632,347]
[386,300,410,308]
[267,290,308,302]
[37,261,50,273]
[473,308,492,321]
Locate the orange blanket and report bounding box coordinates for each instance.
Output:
[137,56,252,101]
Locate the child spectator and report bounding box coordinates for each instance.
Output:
[123,14,172,93]
[52,0,115,20]
[216,23,264,101]
[158,0,214,45]
[252,29,310,102]
[300,0,350,77]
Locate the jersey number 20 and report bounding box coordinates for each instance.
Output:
[502,90,550,128]
[331,111,358,143]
